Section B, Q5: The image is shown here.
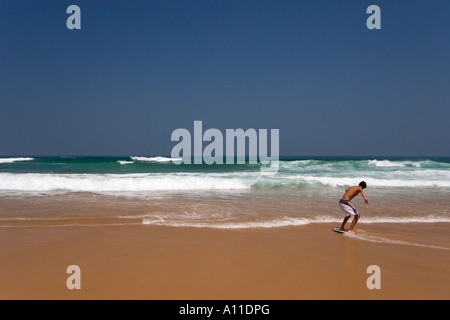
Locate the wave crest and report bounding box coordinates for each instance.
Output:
[131,156,181,163]
[0,157,34,164]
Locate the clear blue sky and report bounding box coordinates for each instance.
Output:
[1,0,449,156]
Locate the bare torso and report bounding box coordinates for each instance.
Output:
[341,186,362,201]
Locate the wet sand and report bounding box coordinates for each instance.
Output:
[1,223,449,300]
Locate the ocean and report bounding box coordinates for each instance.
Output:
[1,156,449,231]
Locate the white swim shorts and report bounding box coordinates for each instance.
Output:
[339,199,359,218]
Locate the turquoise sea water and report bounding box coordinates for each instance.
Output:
[1,156,449,189]
[0,156,449,232]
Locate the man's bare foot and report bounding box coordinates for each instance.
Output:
[339,228,348,232]
[347,229,357,234]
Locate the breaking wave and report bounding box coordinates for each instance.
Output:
[0,157,449,192]
[0,157,34,164]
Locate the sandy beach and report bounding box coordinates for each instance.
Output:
[1,222,449,300]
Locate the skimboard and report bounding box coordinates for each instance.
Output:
[332,227,356,234]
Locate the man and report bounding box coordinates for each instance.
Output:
[338,181,369,234]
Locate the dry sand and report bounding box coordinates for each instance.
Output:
[1,223,449,300]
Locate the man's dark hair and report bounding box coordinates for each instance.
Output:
[359,181,367,189]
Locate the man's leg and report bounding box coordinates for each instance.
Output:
[340,215,350,231]
[348,214,360,234]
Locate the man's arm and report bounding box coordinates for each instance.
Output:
[360,188,369,205]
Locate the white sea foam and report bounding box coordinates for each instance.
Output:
[131,156,181,163]
[117,160,133,165]
[142,216,325,229]
[141,215,450,229]
[358,216,450,224]
[368,160,413,167]
[0,157,34,164]
[298,175,450,187]
[0,168,449,193]
[344,233,450,250]
[0,172,251,192]
[367,159,450,169]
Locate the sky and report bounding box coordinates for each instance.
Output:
[0,0,449,157]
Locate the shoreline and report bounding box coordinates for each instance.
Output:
[1,223,449,300]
